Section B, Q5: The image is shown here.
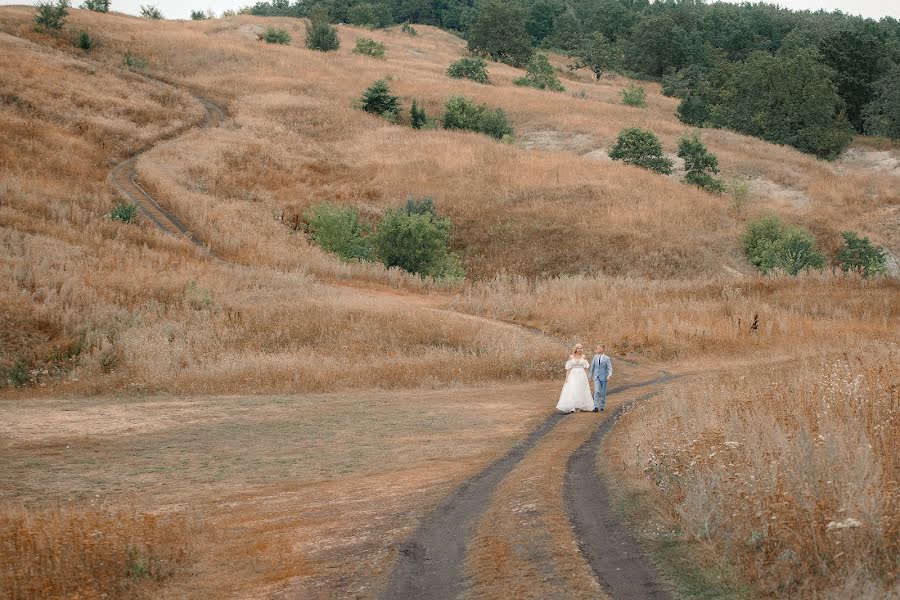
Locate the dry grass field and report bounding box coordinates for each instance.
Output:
[1,5,898,599]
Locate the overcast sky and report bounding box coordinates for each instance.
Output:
[1,0,898,23]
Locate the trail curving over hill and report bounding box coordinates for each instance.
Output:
[107,77,677,600]
[108,92,224,254]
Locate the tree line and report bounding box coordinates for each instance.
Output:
[246,0,900,157]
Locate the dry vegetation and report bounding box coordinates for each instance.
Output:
[607,348,899,597]
[1,5,898,598]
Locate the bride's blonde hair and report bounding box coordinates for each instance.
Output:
[572,343,584,355]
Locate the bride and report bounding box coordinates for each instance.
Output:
[556,344,595,413]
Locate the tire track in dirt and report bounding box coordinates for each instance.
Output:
[108,90,224,254]
[382,374,673,600]
[565,374,679,600]
[103,73,678,600]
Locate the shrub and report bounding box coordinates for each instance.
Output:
[400,21,417,36]
[360,79,401,122]
[306,19,340,51]
[353,37,385,59]
[835,231,887,277]
[513,53,564,92]
[446,57,489,84]
[139,4,162,19]
[402,195,437,216]
[261,27,291,44]
[442,96,513,140]
[373,204,463,278]
[410,99,428,130]
[74,30,92,51]
[190,9,209,20]
[608,128,673,175]
[110,202,137,223]
[305,202,373,261]
[620,83,646,107]
[123,52,148,69]
[742,215,825,276]
[80,0,109,12]
[677,134,724,193]
[33,0,68,31]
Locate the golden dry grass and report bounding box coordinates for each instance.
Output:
[607,347,899,597]
[1,6,899,598]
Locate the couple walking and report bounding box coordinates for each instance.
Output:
[556,343,613,413]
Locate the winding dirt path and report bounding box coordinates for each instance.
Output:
[109,85,676,600]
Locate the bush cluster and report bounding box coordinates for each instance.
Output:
[80,0,109,12]
[742,215,825,276]
[835,231,887,277]
[261,27,291,44]
[123,52,148,69]
[442,96,513,140]
[620,83,646,107]
[400,22,417,36]
[139,4,162,19]
[353,37,385,59]
[446,57,489,84]
[360,79,401,122]
[608,128,673,175]
[303,197,463,278]
[513,53,564,92]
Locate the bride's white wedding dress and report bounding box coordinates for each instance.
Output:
[556,356,594,413]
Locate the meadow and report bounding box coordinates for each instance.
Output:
[0,6,897,598]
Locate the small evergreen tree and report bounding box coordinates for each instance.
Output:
[677,134,724,193]
[360,79,401,122]
[261,27,291,44]
[140,4,162,19]
[33,0,69,31]
[306,18,340,51]
[447,57,490,84]
[81,0,109,12]
[836,231,887,277]
[190,9,209,20]
[514,53,565,92]
[620,83,646,107]
[410,99,428,129]
[608,128,673,175]
[75,30,93,50]
[353,37,385,59]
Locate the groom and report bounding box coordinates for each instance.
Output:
[589,344,613,412]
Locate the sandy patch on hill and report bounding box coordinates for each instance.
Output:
[747,176,810,210]
[519,130,598,154]
[834,148,900,175]
[237,23,265,39]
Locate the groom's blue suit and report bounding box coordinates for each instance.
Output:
[589,353,613,410]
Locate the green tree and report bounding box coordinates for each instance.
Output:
[819,28,887,133]
[410,99,428,129]
[360,79,401,121]
[677,134,724,193]
[835,231,887,277]
[33,0,68,31]
[544,9,581,54]
[526,0,564,45]
[306,12,340,51]
[81,0,110,12]
[569,32,620,79]
[608,128,673,175]
[467,0,533,67]
[709,50,853,158]
[305,202,373,261]
[190,9,209,19]
[347,2,393,27]
[624,14,693,77]
[140,4,162,18]
[742,214,825,275]
[514,52,565,91]
[373,206,462,277]
[863,64,900,139]
[446,56,490,84]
